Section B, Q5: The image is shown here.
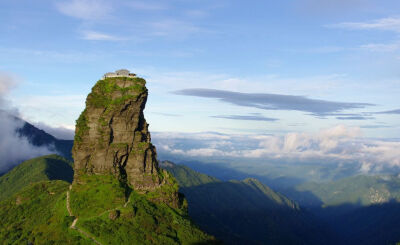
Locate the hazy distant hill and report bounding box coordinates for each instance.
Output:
[282,175,400,245]
[161,161,329,245]
[291,174,400,207]
[0,154,73,201]
[17,120,73,160]
[0,113,74,176]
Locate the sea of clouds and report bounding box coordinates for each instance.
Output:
[153,125,400,174]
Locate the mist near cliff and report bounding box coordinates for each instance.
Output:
[0,72,55,173]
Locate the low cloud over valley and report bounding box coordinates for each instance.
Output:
[0,72,56,173]
[153,125,400,175]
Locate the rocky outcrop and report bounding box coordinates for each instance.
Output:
[72,76,164,192]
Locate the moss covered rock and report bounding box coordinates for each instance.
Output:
[72,76,168,194]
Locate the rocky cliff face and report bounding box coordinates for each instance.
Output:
[72,76,165,192]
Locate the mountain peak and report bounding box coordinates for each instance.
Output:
[72,75,167,193]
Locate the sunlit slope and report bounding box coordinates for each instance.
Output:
[0,154,73,201]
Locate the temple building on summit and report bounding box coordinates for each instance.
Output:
[102,69,136,79]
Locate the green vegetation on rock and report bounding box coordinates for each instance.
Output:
[87,77,146,109]
[74,109,89,144]
[0,154,73,201]
[69,173,217,244]
[72,74,164,192]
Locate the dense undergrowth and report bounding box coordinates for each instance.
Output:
[0,171,216,244]
[0,181,92,244]
[71,174,215,244]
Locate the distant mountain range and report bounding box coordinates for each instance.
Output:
[161,160,400,245]
[289,174,400,208]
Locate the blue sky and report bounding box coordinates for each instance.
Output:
[1,0,400,142]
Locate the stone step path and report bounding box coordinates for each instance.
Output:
[71,217,78,228]
[66,186,72,216]
[66,185,103,245]
[124,196,131,208]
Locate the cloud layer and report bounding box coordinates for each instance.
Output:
[56,0,111,20]
[211,114,278,122]
[0,113,55,173]
[173,88,374,117]
[0,72,19,108]
[378,109,400,114]
[0,73,56,172]
[153,125,400,174]
[331,17,400,32]
[81,30,124,41]
[32,122,75,140]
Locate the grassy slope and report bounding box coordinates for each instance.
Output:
[0,172,216,244]
[161,161,220,187]
[0,154,73,201]
[0,180,91,245]
[70,174,217,245]
[162,161,327,245]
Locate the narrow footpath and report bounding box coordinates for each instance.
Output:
[66,185,103,245]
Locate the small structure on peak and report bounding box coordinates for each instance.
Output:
[102,69,136,79]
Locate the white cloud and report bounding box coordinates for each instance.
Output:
[16,94,85,110]
[56,0,111,20]
[0,47,105,63]
[0,72,18,97]
[0,113,55,173]
[361,42,400,52]
[153,125,400,173]
[330,17,400,32]
[0,74,57,172]
[186,148,226,157]
[0,71,20,109]
[128,1,168,11]
[141,68,347,97]
[185,10,208,18]
[32,122,75,140]
[12,93,85,132]
[298,0,370,15]
[81,30,124,41]
[148,19,205,37]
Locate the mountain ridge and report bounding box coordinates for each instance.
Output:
[17,119,74,160]
[0,154,73,201]
[161,160,328,244]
